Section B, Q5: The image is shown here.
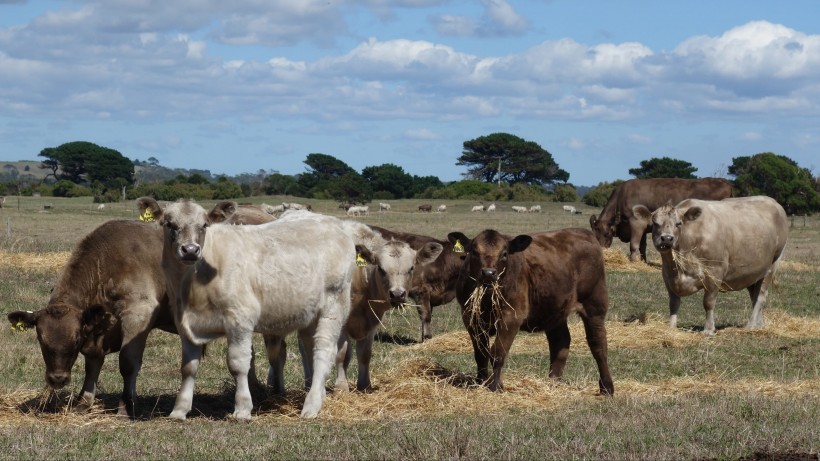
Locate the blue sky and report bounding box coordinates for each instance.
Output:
[1,0,818,186]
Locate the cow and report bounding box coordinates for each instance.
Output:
[378,202,391,212]
[370,226,464,341]
[633,196,788,335]
[209,202,277,225]
[336,231,443,391]
[447,228,614,396]
[347,205,369,217]
[96,203,105,211]
[284,202,312,211]
[589,178,733,262]
[418,204,433,212]
[471,205,485,212]
[511,206,527,213]
[436,204,447,213]
[529,205,542,213]
[138,197,357,420]
[486,203,496,212]
[562,205,576,213]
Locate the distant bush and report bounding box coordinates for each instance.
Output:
[583,180,623,208]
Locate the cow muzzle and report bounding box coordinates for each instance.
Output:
[389,289,407,306]
[177,243,201,264]
[479,268,498,285]
[655,234,674,252]
[46,370,70,389]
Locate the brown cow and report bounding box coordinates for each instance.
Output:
[418,204,432,212]
[337,233,443,391]
[447,228,614,395]
[589,178,733,262]
[370,226,464,342]
[633,196,788,335]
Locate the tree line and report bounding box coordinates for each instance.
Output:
[1,135,818,215]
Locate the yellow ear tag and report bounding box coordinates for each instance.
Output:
[139,208,154,223]
[453,239,465,253]
[356,253,367,267]
[11,321,28,332]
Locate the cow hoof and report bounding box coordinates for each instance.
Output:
[701,330,716,337]
[168,410,188,421]
[231,411,252,422]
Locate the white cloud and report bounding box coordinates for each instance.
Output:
[404,128,441,140]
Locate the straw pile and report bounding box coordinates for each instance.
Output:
[0,251,70,273]
[602,248,657,272]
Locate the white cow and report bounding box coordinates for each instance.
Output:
[141,198,357,420]
[562,205,576,213]
[633,196,789,335]
[378,202,391,212]
[436,204,447,212]
[511,206,527,213]
[96,203,105,211]
[347,205,369,216]
[529,205,541,213]
[471,205,485,212]
[486,203,496,212]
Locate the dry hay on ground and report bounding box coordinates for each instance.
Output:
[602,248,658,272]
[778,260,818,271]
[0,251,70,273]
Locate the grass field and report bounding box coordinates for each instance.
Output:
[0,196,818,460]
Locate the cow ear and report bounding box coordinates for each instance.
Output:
[682,207,702,222]
[208,201,237,224]
[8,310,39,330]
[632,205,652,222]
[589,215,598,227]
[82,305,115,337]
[136,196,163,223]
[509,235,533,254]
[447,232,470,254]
[417,242,444,266]
[355,244,377,266]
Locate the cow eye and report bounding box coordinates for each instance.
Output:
[501,250,508,260]
[166,225,179,241]
[675,221,682,227]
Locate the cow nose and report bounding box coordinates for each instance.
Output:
[389,289,407,302]
[481,268,498,280]
[660,235,674,244]
[180,243,201,260]
[46,371,70,388]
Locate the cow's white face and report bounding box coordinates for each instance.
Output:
[650,204,703,253]
[160,201,211,265]
[366,240,443,306]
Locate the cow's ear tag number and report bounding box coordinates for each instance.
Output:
[356,253,367,267]
[140,209,154,222]
[453,240,465,253]
[11,321,28,332]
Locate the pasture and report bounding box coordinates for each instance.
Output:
[0,196,818,460]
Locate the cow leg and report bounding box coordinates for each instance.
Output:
[545,322,571,380]
[628,231,642,262]
[263,334,287,395]
[355,330,377,392]
[487,319,521,392]
[297,330,315,390]
[638,233,648,262]
[169,337,202,421]
[667,286,682,329]
[117,330,151,418]
[747,268,774,329]
[581,314,614,396]
[702,289,718,336]
[225,330,254,421]
[334,331,352,392]
[301,312,345,418]
[414,294,433,342]
[75,354,104,412]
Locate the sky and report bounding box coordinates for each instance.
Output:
[1,1,819,186]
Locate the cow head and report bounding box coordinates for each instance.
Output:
[634,203,703,253]
[589,213,618,248]
[447,230,532,286]
[357,240,443,306]
[7,304,114,389]
[138,197,225,266]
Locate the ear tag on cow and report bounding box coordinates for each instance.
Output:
[139,208,154,223]
[11,321,28,332]
[356,253,367,267]
[453,240,465,253]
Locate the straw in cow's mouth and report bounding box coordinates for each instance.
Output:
[670,248,729,290]
[463,270,514,339]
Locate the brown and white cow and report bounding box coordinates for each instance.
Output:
[633,196,789,335]
[447,228,614,395]
[138,198,357,420]
[589,178,733,262]
[7,220,173,418]
[370,226,464,342]
[337,233,442,391]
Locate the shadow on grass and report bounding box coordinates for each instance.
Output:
[375,331,418,345]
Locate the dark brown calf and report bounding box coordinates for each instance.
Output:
[448,228,614,395]
[418,204,432,212]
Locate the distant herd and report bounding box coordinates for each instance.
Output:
[7,178,789,420]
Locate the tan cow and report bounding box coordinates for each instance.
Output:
[633,196,788,335]
[448,228,614,395]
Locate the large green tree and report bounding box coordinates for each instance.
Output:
[361,163,413,199]
[457,133,569,186]
[629,156,697,179]
[297,153,357,193]
[729,152,820,215]
[38,141,134,188]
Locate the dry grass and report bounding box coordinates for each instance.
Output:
[601,248,657,272]
[0,251,70,273]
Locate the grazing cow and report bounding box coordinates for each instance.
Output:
[7,220,174,418]
[447,228,614,395]
[633,196,788,335]
[471,205,485,212]
[418,204,433,212]
[96,203,105,211]
[378,202,391,212]
[347,205,369,217]
[339,203,354,211]
[589,178,733,262]
[486,203,496,212]
[529,205,541,213]
[337,231,443,391]
[284,202,312,211]
[562,205,576,213]
[511,206,527,213]
[371,226,466,341]
[138,198,356,420]
[437,204,447,213]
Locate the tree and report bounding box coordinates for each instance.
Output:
[582,180,624,208]
[325,172,372,204]
[729,152,820,215]
[38,141,134,189]
[628,156,697,179]
[457,133,569,186]
[264,173,303,196]
[552,184,579,202]
[211,176,244,199]
[297,153,357,194]
[361,163,413,199]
